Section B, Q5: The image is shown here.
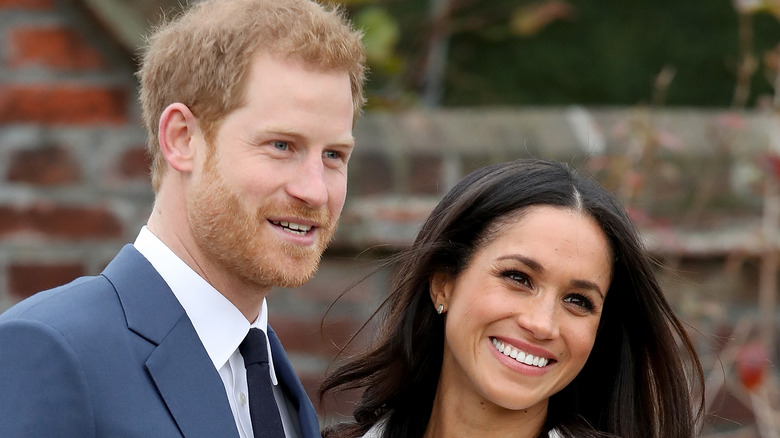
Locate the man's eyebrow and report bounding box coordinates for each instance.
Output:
[331,136,355,148]
[262,128,355,147]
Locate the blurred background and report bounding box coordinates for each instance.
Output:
[0,0,778,435]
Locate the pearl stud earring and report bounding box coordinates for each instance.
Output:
[436,304,444,314]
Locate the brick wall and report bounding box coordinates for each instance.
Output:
[0,0,149,314]
[0,0,776,431]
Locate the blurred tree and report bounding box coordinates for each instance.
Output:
[334,0,780,109]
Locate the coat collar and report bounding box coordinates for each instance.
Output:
[103,245,185,344]
[268,327,322,437]
[102,245,239,438]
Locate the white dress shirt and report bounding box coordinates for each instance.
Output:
[134,227,302,438]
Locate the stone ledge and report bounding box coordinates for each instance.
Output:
[334,196,771,258]
[338,108,776,254]
[353,107,771,155]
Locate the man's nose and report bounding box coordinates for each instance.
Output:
[285,154,328,208]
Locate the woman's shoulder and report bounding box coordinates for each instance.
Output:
[358,419,562,438]
[359,417,387,438]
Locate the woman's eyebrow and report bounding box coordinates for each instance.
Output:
[570,279,605,299]
[497,254,544,273]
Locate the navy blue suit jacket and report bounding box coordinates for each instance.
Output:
[0,245,321,437]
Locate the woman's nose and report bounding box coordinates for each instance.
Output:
[515,297,560,340]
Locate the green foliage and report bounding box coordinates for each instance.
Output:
[355,7,403,73]
[343,0,780,108]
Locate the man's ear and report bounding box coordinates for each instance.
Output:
[158,102,200,173]
[430,271,454,313]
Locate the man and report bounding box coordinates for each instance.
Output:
[0,0,366,436]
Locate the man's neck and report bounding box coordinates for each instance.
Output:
[145,216,268,323]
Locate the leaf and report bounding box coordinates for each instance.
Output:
[736,342,769,391]
[329,0,374,5]
[734,0,780,19]
[355,7,400,66]
[510,0,575,37]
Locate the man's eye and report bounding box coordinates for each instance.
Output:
[272,141,289,151]
[324,150,341,160]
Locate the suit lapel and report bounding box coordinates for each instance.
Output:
[268,327,322,438]
[103,245,239,438]
[146,315,239,438]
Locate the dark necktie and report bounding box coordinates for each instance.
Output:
[239,328,285,438]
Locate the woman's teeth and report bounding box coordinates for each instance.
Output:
[491,337,549,367]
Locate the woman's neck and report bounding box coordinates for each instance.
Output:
[422,384,548,438]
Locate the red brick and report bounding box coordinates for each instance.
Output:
[0,0,54,10]
[706,385,755,427]
[408,152,442,195]
[8,26,108,71]
[270,315,363,357]
[300,372,364,418]
[0,85,127,125]
[8,262,86,299]
[7,146,81,185]
[298,374,322,414]
[118,147,151,180]
[0,203,123,239]
[317,385,362,419]
[460,152,493,177]
[349,151,393,195]
[283,258,378,305]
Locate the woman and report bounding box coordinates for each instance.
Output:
[320,159,704,438]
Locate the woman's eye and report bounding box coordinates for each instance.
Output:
[503,270,532,288]
[271,140,289,151]
[563,294,594,312]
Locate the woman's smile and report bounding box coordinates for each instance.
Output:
[490,337,553,368]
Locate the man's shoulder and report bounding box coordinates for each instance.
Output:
[0,272,121,331]
[0,244,155,326]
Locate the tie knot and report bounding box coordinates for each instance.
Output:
[239,328,269,366]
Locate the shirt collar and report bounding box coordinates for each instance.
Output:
[133,226,277,382]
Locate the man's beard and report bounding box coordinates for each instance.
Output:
[186,160,336,289]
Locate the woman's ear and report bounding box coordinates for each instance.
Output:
[158,102,200,173]
[430,271,454,314]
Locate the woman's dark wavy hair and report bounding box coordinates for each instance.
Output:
[320,159,704,438]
